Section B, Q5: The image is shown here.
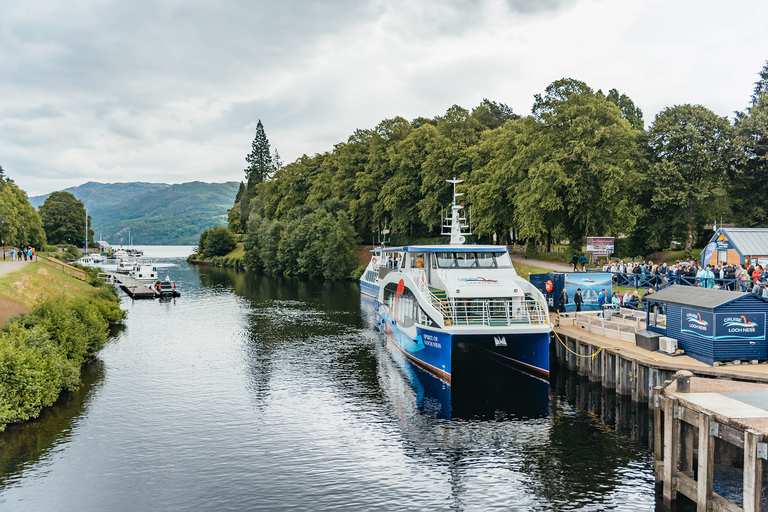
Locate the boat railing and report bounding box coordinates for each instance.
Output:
[443,296,548,327]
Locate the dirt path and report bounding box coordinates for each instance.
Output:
[509,254,573,272]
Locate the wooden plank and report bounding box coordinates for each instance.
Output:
[697,412,714,512]
[654,387,664,484]
[718,423,745,450]
[743,429,763,512]
[675,472,697,503]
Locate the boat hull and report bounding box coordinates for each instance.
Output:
[376,304,550,383]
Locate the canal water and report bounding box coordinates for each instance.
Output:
[0,248,661,511]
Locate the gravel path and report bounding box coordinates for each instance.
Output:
[0,258,30,277]
[509,254,573,272]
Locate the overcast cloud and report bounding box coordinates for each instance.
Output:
[1,0,767,196]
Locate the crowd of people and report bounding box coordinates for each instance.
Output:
[599,259,768,294]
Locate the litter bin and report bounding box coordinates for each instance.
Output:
[602,304,613,320]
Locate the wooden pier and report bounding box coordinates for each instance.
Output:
[554,313,768,511]
[105,271,156,299]
[655,375,768,511]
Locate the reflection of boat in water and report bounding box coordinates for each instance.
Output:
[360,179,552,383]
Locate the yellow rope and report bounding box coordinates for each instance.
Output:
[550,315,604,359]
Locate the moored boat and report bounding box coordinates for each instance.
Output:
[360,179,552,383]
[131,256,158,281]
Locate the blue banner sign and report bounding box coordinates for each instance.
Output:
[563,272,612,307]
[714,313,766,340]
[681,308,714,339]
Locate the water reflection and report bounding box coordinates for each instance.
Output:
[0,360,105,491]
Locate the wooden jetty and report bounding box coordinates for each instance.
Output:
[554,312,768,511]
[104,271,156,299]
[655,374,768,511]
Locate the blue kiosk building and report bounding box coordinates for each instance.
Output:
[645,287,768,365]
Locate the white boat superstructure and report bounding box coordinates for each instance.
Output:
[131,256,158,281]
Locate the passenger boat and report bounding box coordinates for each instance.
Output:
[360,179,552,382]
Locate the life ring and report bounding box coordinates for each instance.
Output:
[372,257,377,264]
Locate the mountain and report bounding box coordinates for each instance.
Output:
[29,182,171,210]
[30,181,239,245]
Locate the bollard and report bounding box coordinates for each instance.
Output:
[675,370,693,393]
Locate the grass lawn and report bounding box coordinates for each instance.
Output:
[0,262,97,326]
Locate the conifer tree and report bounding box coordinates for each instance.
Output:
[244,120,272,188]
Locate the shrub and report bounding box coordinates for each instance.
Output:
[0,293,125,431]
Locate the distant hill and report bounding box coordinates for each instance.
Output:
[30,181,239,245]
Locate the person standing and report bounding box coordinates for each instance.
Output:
[598,288,607,316]
[574,288,583,312]
[559,287,568,314]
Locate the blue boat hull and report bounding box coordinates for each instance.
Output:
[376,307,550,383]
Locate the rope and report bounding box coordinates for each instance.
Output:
[550,313,604,359]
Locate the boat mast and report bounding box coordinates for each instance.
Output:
[443,178,471,245]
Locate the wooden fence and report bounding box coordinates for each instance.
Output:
[40,256,88,282]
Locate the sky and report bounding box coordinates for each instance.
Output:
[2,0,767,197]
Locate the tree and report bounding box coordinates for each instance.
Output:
[519,78,642,248]
[471,99,520,130]
[245,120,273,187]
[38,191,90,246]
[646,104,733,257]
[730,62,768,225]
[604,88,644,130]
[198,226,236,257]
[0,168,47,250]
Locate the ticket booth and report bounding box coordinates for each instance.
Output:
[645,287,768,364]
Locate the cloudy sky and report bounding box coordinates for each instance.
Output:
[2,0,767,196]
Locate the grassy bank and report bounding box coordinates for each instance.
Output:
[0,262,126,432]
[187,242,245,268]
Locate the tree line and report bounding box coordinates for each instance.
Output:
[226,63,767,275]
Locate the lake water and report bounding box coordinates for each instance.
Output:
[0,248,664,511]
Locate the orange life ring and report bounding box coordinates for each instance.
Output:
[372,257,377,264]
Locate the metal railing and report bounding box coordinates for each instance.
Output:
[438,296,548,327]
[590,270,758,292]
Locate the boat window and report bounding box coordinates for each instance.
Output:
[433,251,510,269]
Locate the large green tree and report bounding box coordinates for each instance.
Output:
[517,78,642,248]
[39,191,92,246]
[0,167,47,250]
[240,120,273,224]
[646,104,733,257]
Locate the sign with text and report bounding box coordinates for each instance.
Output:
[681,308,714,339]
[586,237,614,255]
[714,313,766,341]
